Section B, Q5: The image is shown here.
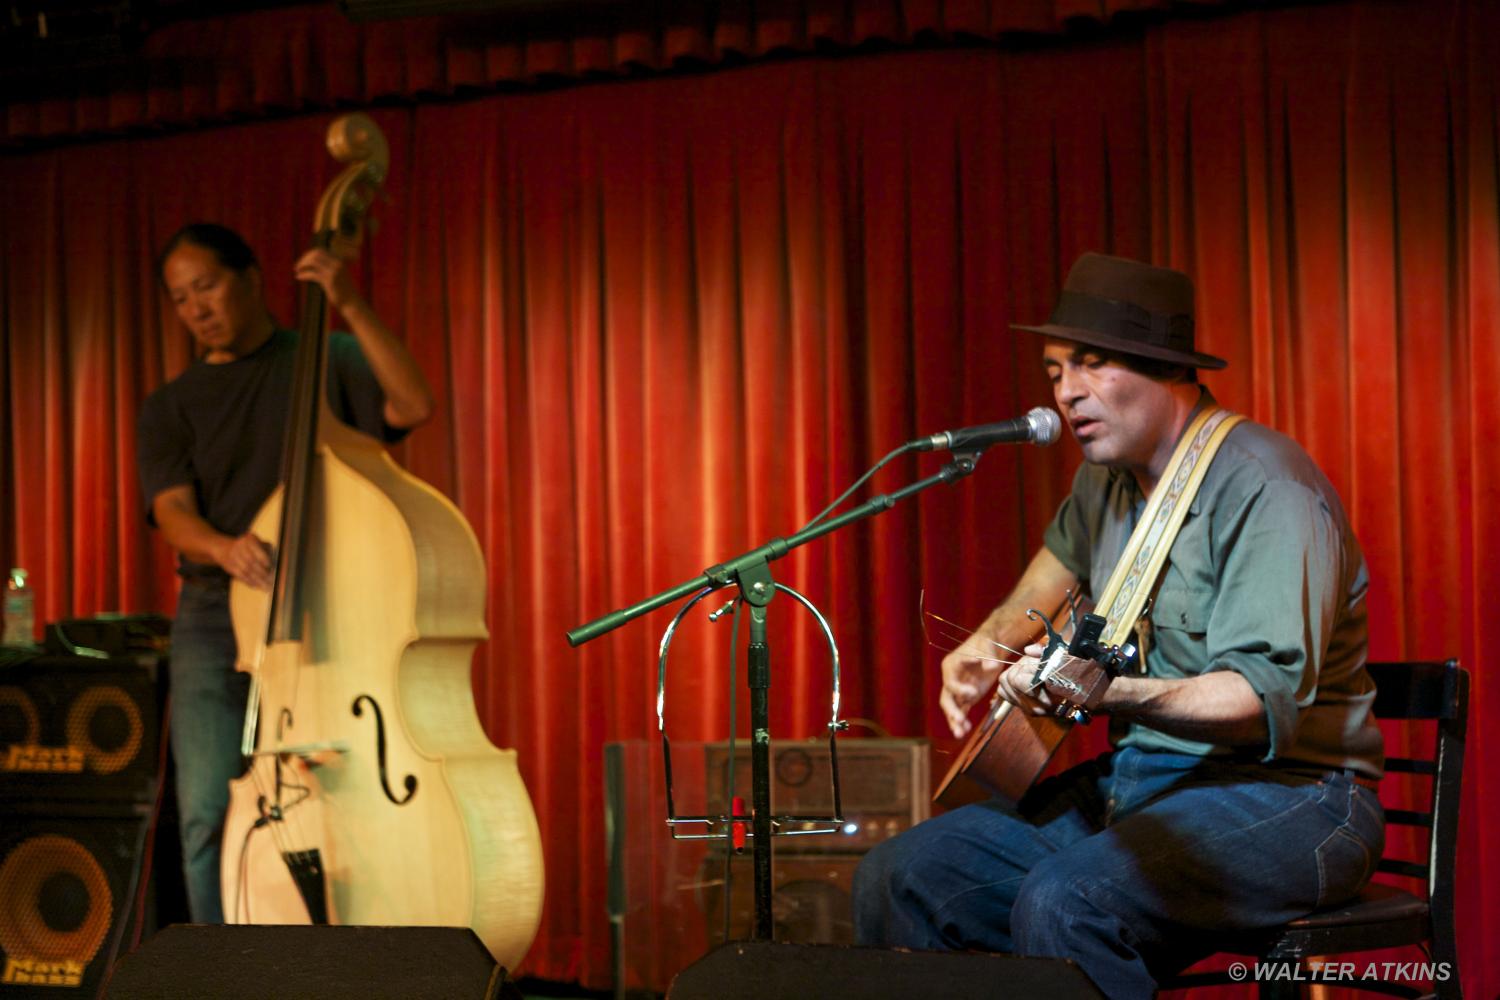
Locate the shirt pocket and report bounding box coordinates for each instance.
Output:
[1150,585,1213,638]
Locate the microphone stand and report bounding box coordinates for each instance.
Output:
[568,450,982,940]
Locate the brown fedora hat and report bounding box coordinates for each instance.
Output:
[1012,252,1228,370]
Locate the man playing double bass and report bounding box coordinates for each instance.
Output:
[852,253,1385,998]
[136,223,432,923]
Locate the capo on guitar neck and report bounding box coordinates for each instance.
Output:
[1026,607,1140,681]
[1025,607,1069,656]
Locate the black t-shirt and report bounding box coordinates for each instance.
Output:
[136,329,404,579]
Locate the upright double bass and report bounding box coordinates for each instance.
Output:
[220,114,544,971]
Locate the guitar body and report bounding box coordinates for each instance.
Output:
[933,641,1114,810]
[934,704,1070,808]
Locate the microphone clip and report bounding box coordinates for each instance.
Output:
[940,450,982,480]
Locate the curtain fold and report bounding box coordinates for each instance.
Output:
[1,0,1494,994]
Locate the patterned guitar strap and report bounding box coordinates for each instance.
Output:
[1088,406,1246,665]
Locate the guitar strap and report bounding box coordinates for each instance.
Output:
[1089,406,1246,652]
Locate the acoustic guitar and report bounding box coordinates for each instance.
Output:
[932,610,1134,808]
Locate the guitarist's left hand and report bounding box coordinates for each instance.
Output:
[998,643,1112,718]
[995,643,1057,716]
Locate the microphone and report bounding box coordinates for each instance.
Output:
[910,406,1062,452]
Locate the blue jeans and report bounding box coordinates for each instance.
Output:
[852,747,1384,999]
[168,579,250,924]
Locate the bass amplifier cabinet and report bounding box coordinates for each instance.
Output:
[0,648,173,998]
[0,812,151,997]
[604,738,928,996]
[0,655,164,805]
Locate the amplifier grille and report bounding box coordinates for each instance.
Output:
[0,655,163,805]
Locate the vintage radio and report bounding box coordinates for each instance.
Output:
[702,738,929,853]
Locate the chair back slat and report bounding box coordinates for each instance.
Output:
[1382,807,1433,828]
[1375,858,1430,880]
[1367,660,1461,719]
[1384,758,1436,775]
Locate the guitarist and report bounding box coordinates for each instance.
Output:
[852,253,1384,1000]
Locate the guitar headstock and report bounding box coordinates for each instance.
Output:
[1024,607,1135,724]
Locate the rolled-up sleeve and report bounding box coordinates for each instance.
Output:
[1201,479,1345,761]
[136,391,193,526]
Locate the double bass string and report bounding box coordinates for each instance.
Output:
[236,592,320,921]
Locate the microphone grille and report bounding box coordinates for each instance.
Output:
[1027,406,1062,446]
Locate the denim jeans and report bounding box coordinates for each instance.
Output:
[852,746,1384,999]
[168,578,250,924]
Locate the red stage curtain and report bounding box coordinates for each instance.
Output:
[2,0,1271,145]
[1,0,1494,994]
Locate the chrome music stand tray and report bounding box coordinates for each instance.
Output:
[655,582,848,845]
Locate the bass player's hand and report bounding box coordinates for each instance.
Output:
[215,532,275,591]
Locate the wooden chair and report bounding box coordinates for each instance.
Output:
[1168,659,1468,1000]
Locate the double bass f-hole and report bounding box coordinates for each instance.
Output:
[351,694,418,805]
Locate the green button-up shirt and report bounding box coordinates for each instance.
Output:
[1042,393,1384,779]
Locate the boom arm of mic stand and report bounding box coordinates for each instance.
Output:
[565,453,979,647]
[568,450,979,941]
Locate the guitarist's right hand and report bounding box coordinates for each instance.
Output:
[940,642,1002,738]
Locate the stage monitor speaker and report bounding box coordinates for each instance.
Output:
[102,925,519,999]
[667,941,1107,1000]
[0,813,151,997]
[0,654,164,805]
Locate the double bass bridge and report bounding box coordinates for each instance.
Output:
[247,740,350,759]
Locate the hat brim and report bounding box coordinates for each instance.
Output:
[1012,323,1229,371]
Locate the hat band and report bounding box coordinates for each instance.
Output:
[1049,290,1194,354]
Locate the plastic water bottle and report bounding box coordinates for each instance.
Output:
[3,567,35,646]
